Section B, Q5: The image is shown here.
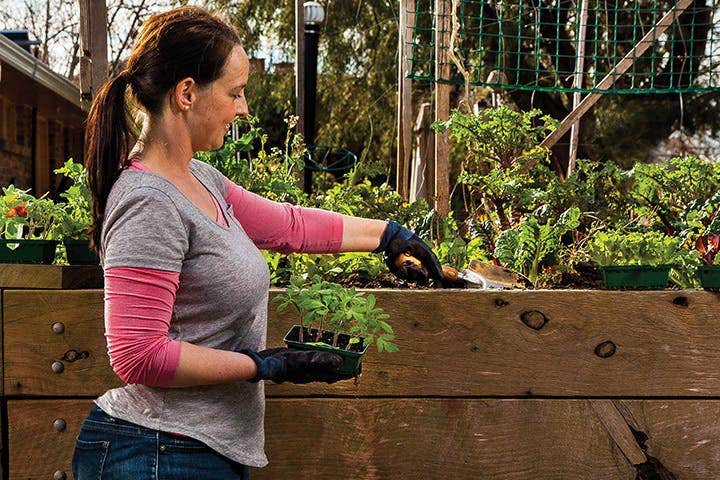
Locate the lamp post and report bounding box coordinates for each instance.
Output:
[303,1,325,194]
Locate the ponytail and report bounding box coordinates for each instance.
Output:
[84,6,242,254]
[85,73,134,254]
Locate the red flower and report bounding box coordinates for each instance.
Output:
[15,204,27,217]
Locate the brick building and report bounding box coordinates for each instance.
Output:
[0,33,84,198]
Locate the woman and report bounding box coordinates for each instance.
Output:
[73,6,444,479]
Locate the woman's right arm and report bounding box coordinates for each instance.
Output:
[105,266,257,387]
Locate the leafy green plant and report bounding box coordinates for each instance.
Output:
[273,275,398,352]
[53,159,92,240]
[627,157,720,236]
[0,186,63,240]
[433,106,558,231]
[494,207,581,285]
[587,230,687,266]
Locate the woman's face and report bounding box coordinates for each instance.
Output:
[189,44,249,152]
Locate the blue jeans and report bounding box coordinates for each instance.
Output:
[72,405,250,480]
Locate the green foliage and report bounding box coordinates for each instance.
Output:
[627,156,720,235]
[0,186,64,240]
[434,106,558,230]
[198,115,308,206]
[53,159,92,240]
[587,230,690,266]
[272,275,397,353]
[494,207,581,285]
[545,159,633,225]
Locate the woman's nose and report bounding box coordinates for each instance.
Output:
[236,98,248,118]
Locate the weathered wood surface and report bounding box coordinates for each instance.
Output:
[8,400,90,480]
[4,290,121,396]
[6,289,720,397]
[11,399,720,480]
[0,264,102,289]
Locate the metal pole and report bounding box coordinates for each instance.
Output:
[568,0,589,177]
[295,1,306,190]
[303,23,320,194]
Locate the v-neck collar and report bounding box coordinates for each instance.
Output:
[126,160,232,231]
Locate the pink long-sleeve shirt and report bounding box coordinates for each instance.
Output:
[104,160,344,388]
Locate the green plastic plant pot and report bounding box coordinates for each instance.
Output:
[0,239,58,264]
[697,265,720,290]
[599,265,671,290]
[63,239,100,265]
[284,325,368,375]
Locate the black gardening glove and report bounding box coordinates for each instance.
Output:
[240,347,355,384]
[373,220,444,286]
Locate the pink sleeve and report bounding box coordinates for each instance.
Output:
[224,177,344,254]
[104,266,182,387]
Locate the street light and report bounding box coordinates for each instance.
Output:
[303,1,325,193]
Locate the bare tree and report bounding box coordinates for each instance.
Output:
[0,0,175,80]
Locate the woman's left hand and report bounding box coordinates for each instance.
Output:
[373,221,444,286]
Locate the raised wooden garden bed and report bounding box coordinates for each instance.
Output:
[0,265,718,478]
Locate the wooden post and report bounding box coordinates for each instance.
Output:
[396,0,414,200]
[410,102,433,202]
[568,0,589,177]
[77,0,108,110]
[541,0,692,150]
[434,0,451,216]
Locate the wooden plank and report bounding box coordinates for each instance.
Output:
[434,0,451,216]
[396,0,414,200]
[8,398,720,480]
[7,399,92,480]
[8,289,720,397]
[34,115,49,196]
[541,0,693,150]
[4,290,121,396]
[590,400,647,465]
[0,264,102,289]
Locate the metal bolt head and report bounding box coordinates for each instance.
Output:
[53,418,66,432]
[52,322,65,334]
[51,361,64,374]
[53,470,66,480]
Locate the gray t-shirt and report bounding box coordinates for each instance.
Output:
[95,159,271,467]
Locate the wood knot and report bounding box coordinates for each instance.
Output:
[470,345,479,352]
[595,341,617,358]
[520,310,548,330]
[494,298,509,308]
[672,296,689,308]
[61,349,90,363]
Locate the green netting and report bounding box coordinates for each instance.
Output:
[407,0,720,93]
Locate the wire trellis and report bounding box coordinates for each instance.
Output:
[406,0,720,93]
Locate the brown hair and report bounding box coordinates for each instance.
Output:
[84,6,241,253]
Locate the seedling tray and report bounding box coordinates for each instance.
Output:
[599,265,671,290]
[697,265,720,290]
[0,240,58,264]
[64,240,100,265]
[284,325,368,375]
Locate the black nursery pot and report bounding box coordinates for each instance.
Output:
[0,239,58,264]
[283,325,368,375]
[63,239,100,265]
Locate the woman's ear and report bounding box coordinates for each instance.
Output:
[173,77,196,112]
